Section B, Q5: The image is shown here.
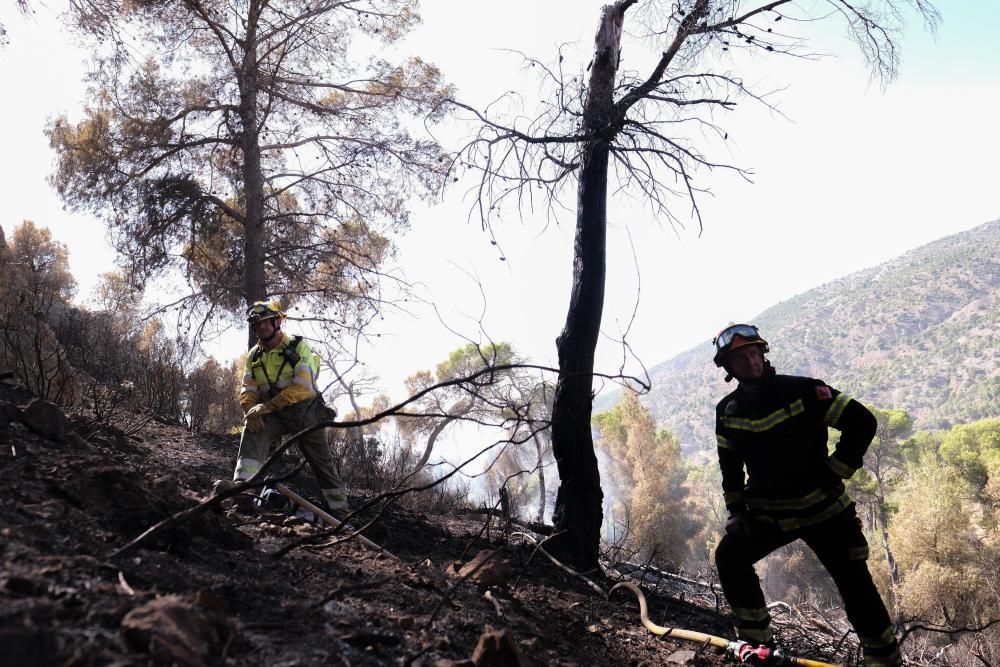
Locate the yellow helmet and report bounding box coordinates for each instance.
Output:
[246,300,286,324]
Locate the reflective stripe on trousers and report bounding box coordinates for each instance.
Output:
[715,505,898,663]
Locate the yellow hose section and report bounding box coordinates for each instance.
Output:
[610,582,730,649]
[609,581,844,667]
[788,659,843,667]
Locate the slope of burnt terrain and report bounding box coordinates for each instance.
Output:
[1,378,849,667]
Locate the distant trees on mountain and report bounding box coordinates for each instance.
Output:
[639,220,1000,450]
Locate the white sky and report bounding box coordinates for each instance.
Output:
[1,0,997,407]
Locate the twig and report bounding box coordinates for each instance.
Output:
[511,531,607,597]
[899,617,1000,645]
[117,571,136,596]
[484,589,504,620]
[460,498,502,564]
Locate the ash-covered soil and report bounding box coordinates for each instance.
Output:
[0,380,765,667]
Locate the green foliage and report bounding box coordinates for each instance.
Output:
[398,342,547,512]
[627,219,1000,451]
[186,356,243,433]
[594,390,694,567]
[47,0,453,336]
[680,461,726,571]
[938,418,1000,492]
[435,342,515,381]
[0,221,78,403]
[889,455,979,621]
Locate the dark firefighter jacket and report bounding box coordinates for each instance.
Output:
[715,373,877,532]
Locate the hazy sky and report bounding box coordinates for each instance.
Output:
[0,0,997,403]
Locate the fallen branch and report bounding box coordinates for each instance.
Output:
[511,531,607,597]
[459,507,553,535]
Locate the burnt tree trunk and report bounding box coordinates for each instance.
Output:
[240,0,267,348]
[548,2,630,568]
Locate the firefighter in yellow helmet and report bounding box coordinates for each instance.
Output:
[712,324,901,667]
[232,300,348,512]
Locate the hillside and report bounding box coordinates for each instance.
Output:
[1,379,760,667]
[639,219,1000,452]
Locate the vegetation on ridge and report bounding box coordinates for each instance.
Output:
[636,219,1000,451]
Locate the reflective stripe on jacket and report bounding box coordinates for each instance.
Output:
[240,333,321,410]
[715,373,877,530]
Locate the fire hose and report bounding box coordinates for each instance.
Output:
[610,582,843,667]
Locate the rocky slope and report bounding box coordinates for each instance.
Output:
[637,219,1000,452]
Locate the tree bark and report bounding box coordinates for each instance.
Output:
[876,487,902,622]
[548,2,628,568]
[240,0,267,349]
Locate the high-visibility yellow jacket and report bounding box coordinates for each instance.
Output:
[715,373,877,532]
[240,332,321,413]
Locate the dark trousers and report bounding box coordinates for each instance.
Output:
[715,505,901,666]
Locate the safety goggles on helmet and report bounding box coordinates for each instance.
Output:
[713,323,768,367]
[246,300,284,324]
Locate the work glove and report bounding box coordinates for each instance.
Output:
[244,403,272,433]
[266,392,294,412]
[240,396,260,415]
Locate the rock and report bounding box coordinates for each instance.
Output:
[121,594,230,667]
[666,648,698,664]
[470,626,525,667]
[19,398,67,443]
[455,550,513,590]
[150,473,179,491]
[210,479,236,497]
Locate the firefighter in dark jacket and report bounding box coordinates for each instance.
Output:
[712,323,901,667]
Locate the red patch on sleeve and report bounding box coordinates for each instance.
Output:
[815,385,833,400]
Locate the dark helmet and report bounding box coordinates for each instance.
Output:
[713,323,769,367]
[246,300,285,325]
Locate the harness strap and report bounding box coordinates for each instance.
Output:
[253,336,305,398]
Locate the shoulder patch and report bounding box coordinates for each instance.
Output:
[724,398,739,415]
[815,385,833,400]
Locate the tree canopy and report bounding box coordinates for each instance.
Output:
[48,0,452,345]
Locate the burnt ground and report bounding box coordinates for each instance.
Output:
[0,379,843,667]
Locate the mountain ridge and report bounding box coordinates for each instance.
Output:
[634,218,1000,451]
